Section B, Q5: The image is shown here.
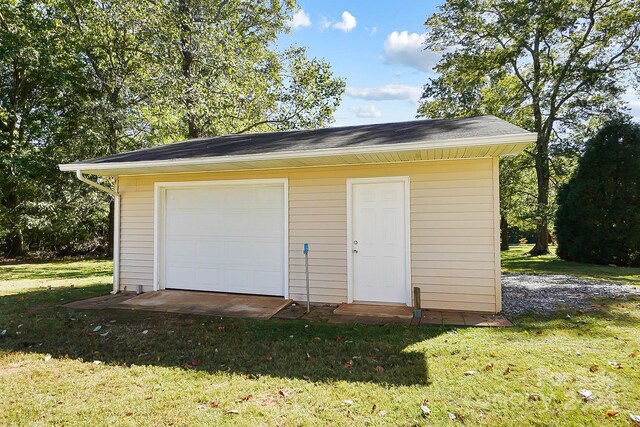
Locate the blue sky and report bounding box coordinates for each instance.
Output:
[280,1,640,127]
[279,1,444,127]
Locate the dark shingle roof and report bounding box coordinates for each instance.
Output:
[71,116,530,165]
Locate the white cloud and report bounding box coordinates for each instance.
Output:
[319,16,331,30]
[290,9,311,29]
[350,104,382,118]
[383,31,441,73]
[332,11,357,32]
[346,84,422,103]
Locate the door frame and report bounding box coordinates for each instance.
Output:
[153,178,289,297]
[346,176,411,306]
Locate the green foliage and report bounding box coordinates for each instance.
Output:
[0,0,344,257]
[556,120,640,267]
[419,0,640,255]
[2,260,640,425]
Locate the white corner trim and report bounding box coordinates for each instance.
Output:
[492,157,502,313]
[59,133,537,172]
[153,178,289,297]
[346,176,412,306]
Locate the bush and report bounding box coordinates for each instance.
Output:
[556,119,640,267]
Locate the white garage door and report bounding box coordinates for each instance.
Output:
[161,181,286,296]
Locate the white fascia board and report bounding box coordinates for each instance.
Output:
[58,132,536,173]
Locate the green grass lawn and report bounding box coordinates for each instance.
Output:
[1,259,639,426]
[502,244,640,287]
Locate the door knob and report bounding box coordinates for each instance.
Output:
[353,240,358,245]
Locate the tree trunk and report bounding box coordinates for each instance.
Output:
[530,134,550,255]
[500,215,509,251]
[178,0,198,139]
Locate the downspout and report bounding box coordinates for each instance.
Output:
[75,170,120,294]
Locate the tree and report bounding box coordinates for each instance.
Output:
[556,119,640,266]
[151,0,344,138]
[0,0,79,255]
[418,0,640,255]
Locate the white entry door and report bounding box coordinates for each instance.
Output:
[350,178,408,304]
[160,181,286,296]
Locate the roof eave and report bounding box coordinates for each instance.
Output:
[59,132,536,175]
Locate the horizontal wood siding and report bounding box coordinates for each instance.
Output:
[117,157,498,312]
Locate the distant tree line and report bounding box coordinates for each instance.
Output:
[0,0,345,257]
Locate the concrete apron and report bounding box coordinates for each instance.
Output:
[65,290,292,320]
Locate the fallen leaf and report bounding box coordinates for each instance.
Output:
[125,412,133,416]
[630,352,638,358]
[224,410,239,415]
[464,370,477,376]
[265,355,273,361]
[239,394,253,402]
[306,353,315,362]
[605,410,619,417]
[209,401,219,408]
[448,412,457,420]
[99,332,109,337]
[342,400,353,406]
[313,336,321,341]
[191,359,200,367]
[218,326,226,332]
[335,337,345,343]
[44,355,52,362]
[589,364,598,373]
[376,410,387,417]
[302,375,310,380]
[503,366,511,375]
[484,363,493,371]
[196,404,206,410]
[93,360,102,365]
[278,390,288,398]
[420,405,431,416]
[343,360,353,368]
[629,413,640,426]
[375,365,384,374]
[156,355,161,362]
[142,330,148,335]
[578,389,594,402]
[526,392,541,401]
[92,326,102,332]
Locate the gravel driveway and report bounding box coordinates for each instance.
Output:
[502,274,640,316]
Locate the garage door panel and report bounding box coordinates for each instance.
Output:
[162,182,285,296]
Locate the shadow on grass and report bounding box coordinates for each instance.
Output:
[0,284,443,386]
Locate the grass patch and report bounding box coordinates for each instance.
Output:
[502,244,640,287]
[1,259,639,425]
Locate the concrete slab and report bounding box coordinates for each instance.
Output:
[420,310,512,327]
[420,311,443,326]
[333,303,413,319]
[441,312,466,326]
[87,290,291,320]
[63,292,137,310]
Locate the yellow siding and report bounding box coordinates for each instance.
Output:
[118,157,500,312]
